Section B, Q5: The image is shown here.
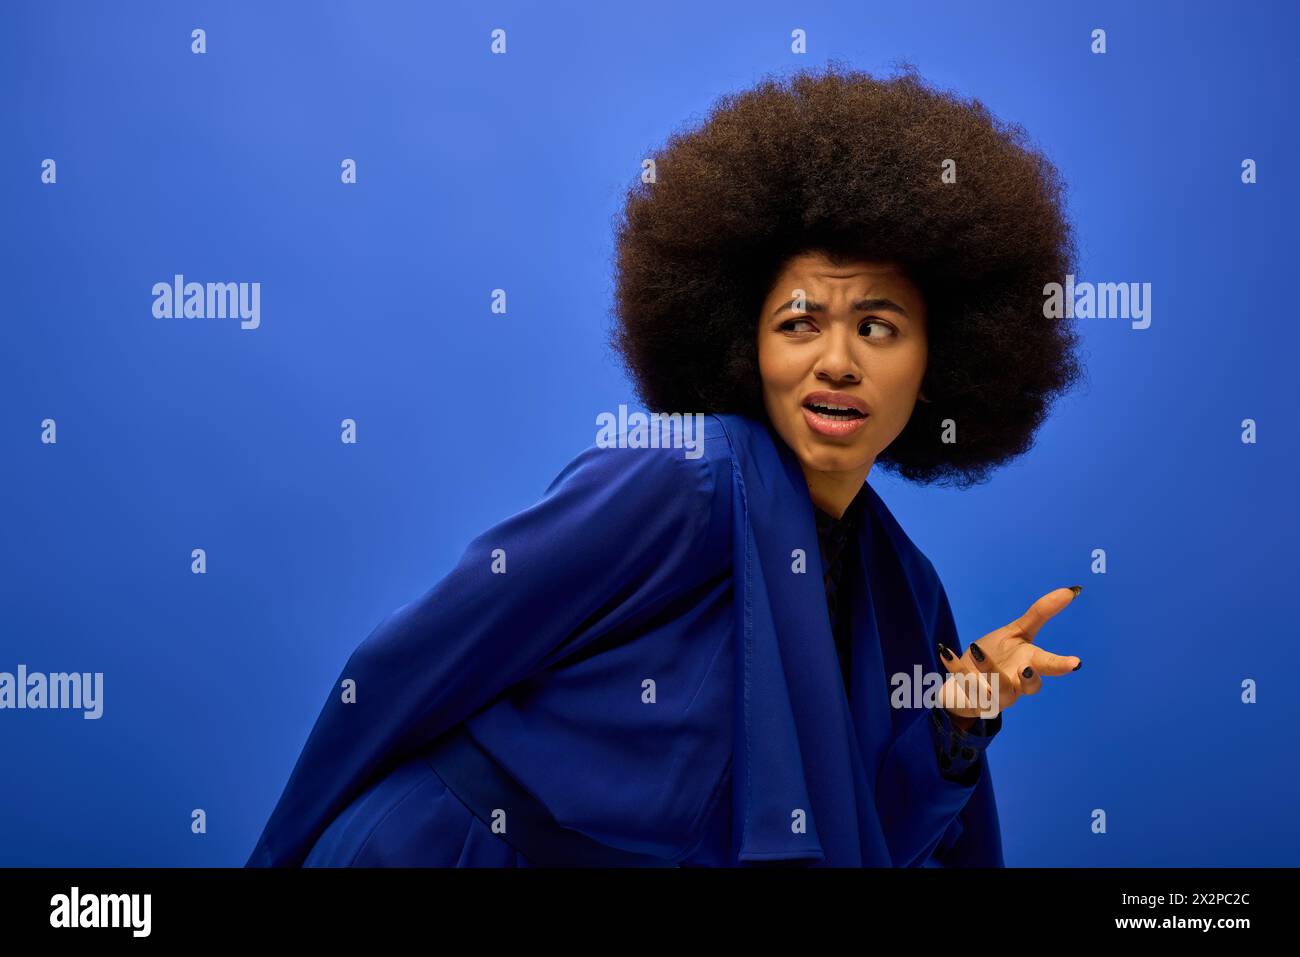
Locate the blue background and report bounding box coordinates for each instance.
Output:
[2,0,1295,866]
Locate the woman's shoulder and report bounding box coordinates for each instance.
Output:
[543,413,734,563]
[553,413,731,499]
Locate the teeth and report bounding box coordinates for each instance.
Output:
[807,402,862,414]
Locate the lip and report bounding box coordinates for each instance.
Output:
[800,391,870,438]
[802,405,870,437]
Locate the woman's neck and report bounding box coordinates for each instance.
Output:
[802,462,872,520]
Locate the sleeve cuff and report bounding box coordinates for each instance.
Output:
[928,706,1002,783]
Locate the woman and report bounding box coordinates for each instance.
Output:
[247,63,1084,868]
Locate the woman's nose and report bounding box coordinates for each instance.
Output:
[815,326,861,382]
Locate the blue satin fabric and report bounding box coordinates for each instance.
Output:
[247,412,1003,867]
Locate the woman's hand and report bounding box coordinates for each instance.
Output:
[936,585,1083,721]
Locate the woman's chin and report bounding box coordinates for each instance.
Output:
[796,446,875,477]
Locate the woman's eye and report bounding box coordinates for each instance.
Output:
[860,320,896,338]
[780,318,816,333]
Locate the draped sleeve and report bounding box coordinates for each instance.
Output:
[247,440,721,867]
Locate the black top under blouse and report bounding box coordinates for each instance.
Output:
[812,484,999,784]
[812,488,869,693]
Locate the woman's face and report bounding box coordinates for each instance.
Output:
[757,251,928,499]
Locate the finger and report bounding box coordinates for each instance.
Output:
[943,642,1003,717]
[936,642,996,717]
[1006,642,1044,696]
[1026,644,1081,677]
[967,639,1019,712]
[1008,585,1082,642]
[942,674,990,716]
[1017,660,1044,695]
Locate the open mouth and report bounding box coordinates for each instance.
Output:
[801,395,870,437]
[803,401,866,420]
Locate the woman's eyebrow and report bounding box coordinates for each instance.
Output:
[771,297,910,318]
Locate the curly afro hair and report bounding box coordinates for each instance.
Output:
[608,61,1084,488]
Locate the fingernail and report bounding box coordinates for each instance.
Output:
[1022,666,1034,679]
[969,643,985,663]
[937,642,954,662]
[1068,584,1083,596]
[1072,660,1082,671]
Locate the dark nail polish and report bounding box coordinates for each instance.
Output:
[1022,666,1034,679]
[1068,584,1082,596]
[937,643,954,662]
[1072,660,1082,671]
[969,643,985,663]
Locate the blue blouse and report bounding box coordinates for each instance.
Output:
[247,412,1005,867]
